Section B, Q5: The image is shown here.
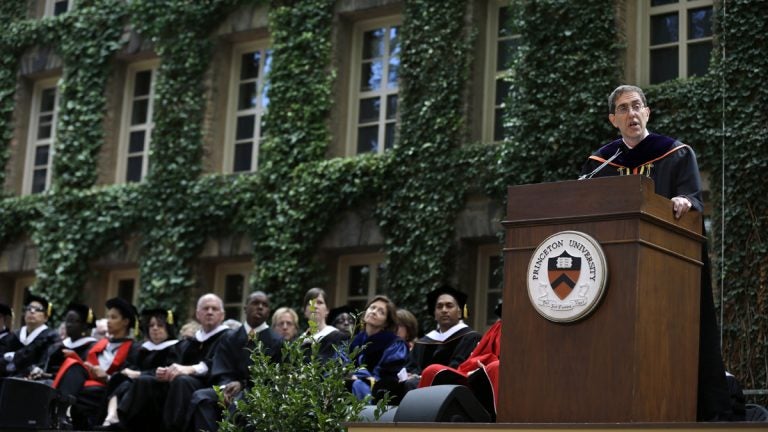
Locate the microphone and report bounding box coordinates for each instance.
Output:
[578,147,622,180]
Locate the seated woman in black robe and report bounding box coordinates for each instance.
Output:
[348,295,408,403]
[301,287,348,361]
[0,294,61,378]
[52,297,138,430]
[100,308,179,430]
[30,303,97,380]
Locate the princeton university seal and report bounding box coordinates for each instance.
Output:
[526,231,608,323]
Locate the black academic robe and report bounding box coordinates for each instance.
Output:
[582,133,734,421]
[581,133,703,211]
[0,325,61,377]
[190,326,283,432]
[159,327,228,431]
[301,326,349,362]
[110,339,180,402]
[406,325,482,375]
[44,336,97,376]
[0,329,12,355]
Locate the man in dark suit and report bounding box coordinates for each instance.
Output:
[190,291,283,432]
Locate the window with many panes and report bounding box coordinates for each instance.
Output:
[45,0,71,17]
[475,244,503,329]
[225,42,272,173]
[214,262,252,321]
[337,253,388,313]
[118,61,157,183]
[484,3,518,142]
[642,0,714,84]
[24,78,60,195]
[348,17,401,155]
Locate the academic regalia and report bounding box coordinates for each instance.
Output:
[0,328,11,356]
[581,133,703,211]
[111,338,180,412]
[302,325,349,362]
[1,325,61,377]
[158,324,229,431]
[419,320,502,418]
[52,337,136,429]
[190,323,283,432]
[582,133,734,421]
[349,330,408,402]
[407,323,481,375]
[44,335,98,376]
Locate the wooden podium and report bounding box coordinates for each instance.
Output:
[498,176,704,423]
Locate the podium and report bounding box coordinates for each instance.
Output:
[498,176,704,423]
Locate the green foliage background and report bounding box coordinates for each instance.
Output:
[0,0,765,404]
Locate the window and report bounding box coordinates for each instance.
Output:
[225,42,272,173]
[23,78,60,195]
[484,3,518,142]
[347,17,401,155]
[642,0,714,84]
[45,0,71,17]
[214,262,252,321]
[337,253,388,313]
[475,244,503,329]
[117,61,157,183]
[107,269,140,306]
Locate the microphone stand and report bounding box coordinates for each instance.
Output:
[578,148,622,180]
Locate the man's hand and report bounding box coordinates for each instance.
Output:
[163,363,196,381]
[222,381,243,405]
[671,196,692,219]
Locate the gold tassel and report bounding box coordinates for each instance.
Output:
[463,304,468,320]
[87,308,94,324]
[167,310,174,326]
[134,318,140,338]
[47,303,52,317]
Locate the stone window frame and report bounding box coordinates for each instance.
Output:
[223,40,272,174]
[213,261,252,322]
[336,252,387,313]
[106,268,141,307]
[638,0,714,84]
[44,0,72,17]
[23,77,60,195]
[345,15,402,156]
[475,243,503,329]
[116,60,158,184]
[482,1,518,143]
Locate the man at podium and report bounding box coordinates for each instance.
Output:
[580,84,737,421]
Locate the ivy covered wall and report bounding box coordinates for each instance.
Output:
[0,0,765,398]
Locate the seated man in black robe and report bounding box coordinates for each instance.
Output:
[190,291,283,432]
[33,303,97,379]
[400,285,481,397]
[1,294,61,378]
[118,293,228,431]
[580,84,737,421]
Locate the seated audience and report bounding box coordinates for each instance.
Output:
[349,295,408,403]
[33,303,97,380]
[1,294,61,377]
[327,305,356,338]
[53,297,138,429]
[271,306,300,341]
[418,302,502,418]
[102,308,180,430]
[190,291,282,432]
[300,288,348,360]
[395,308,419,351]
[401,285,481,393]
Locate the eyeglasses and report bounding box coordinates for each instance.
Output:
[614,102,646,115]
[333,317,355,325]
[24,306,45,313]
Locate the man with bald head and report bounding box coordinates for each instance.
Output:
[191,291,283,432]
[119,293,229,431]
